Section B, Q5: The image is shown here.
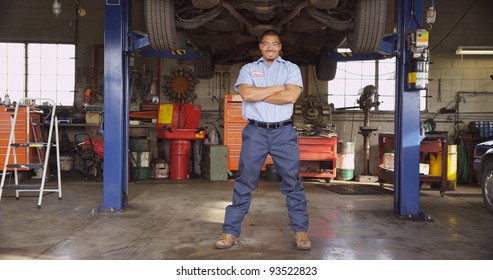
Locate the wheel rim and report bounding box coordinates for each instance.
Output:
[484,171,493,207]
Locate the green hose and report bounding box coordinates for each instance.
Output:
[457,140,469,184]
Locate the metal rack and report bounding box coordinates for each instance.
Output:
[377,132,449,196]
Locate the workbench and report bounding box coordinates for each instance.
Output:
[377,132,450,195]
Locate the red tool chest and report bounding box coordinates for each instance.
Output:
[223,95,337,180]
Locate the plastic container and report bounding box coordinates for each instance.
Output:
[429,144,457,190]
[59,155,74,171]
[152,159,169,179]
[383,152,394,169]
[4,93,10,106]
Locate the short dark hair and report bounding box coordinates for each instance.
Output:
[259,30,281,42]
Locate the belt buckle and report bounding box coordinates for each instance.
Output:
[266,123,277,129]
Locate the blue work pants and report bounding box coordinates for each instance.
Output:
[222,123,309,236]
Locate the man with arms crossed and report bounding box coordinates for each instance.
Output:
[216,30,310,250]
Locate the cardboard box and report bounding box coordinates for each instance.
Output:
[86,112,102,124]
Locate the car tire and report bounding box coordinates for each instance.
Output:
[194,52,215,79]
[316,53,337,81]
[481,160,493,213]
[347,0,387,53]
[145,0,186,51]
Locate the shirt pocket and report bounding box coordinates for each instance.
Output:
[251,76,266,87]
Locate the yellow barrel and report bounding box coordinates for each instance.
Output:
[429,145,457,190]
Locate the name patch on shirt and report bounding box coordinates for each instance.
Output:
[252,71,264,77]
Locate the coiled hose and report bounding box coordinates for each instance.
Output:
[457,140,469,184]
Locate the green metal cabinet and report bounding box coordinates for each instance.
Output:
[201,144,228,181]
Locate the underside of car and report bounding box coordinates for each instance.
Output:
[145,0,388,80]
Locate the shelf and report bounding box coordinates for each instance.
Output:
[377,133,450,195]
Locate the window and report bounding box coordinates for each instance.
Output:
[0,42,75,106]
[328,50,426,111]
[0,43,25,103]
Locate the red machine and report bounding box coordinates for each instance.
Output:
[156,103,204,180]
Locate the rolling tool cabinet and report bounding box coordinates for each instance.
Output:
[0,106,40,169]
[223,94,273,171]
[223,94,337,180]
[298,136,337,181]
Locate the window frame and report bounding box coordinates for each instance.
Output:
[328,51,427,112]
[0,42,75,106]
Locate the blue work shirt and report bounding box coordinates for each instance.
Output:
[234,56,303,122]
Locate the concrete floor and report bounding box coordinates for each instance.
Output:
[1,173,492,260]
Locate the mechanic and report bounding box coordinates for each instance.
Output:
[216,29,311,250]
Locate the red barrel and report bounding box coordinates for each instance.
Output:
[169,139,191,180]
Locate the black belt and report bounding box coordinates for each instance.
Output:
[248,119,292,129]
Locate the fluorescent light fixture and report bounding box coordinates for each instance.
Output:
[456,46,493,55]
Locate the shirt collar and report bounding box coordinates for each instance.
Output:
[255,56,286,65]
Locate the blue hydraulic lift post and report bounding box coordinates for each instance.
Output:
[394,0,423,217]
[102,0,129,211]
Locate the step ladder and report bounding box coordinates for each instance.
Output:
[0,98,62,208]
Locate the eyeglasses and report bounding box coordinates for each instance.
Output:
[260,41,281,47]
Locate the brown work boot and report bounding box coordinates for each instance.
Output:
[294,232,311,250]
[215,233,238,249]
